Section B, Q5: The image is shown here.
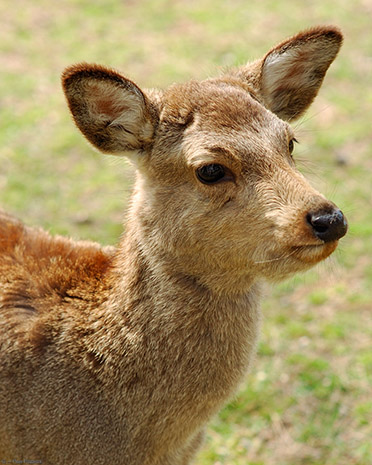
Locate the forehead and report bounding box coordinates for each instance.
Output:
[163,79,275,126]
[197,81,273,132]
[162,79,289,165]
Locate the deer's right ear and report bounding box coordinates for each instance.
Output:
[62,64,158,155]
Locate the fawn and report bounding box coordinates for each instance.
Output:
[0,26,347,464]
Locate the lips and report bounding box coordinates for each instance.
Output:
[291,241,339,264]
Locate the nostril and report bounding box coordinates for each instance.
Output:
[306,209,348,243]
[307,213,328,233]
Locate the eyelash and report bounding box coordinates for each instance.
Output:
[289,137,299,155]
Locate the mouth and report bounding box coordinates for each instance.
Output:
[254,239,339,269]
[291,240,339,264]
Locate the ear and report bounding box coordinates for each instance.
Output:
[234,26,343,121]
[62,64,158,154]
[260,26,343,121]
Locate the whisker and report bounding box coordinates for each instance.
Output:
[293,105,332,130]
[254,248,299,264]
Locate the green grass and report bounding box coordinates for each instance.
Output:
[1,1,371,464]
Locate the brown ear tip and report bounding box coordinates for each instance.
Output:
[307,25,344,44]
[61,63,90,91]
[61,63,124,91]
[322,25,343,43]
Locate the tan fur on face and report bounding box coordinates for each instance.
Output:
[0,27,346,464]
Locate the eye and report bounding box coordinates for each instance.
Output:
[288,137,298,155]
[196,164,226,184]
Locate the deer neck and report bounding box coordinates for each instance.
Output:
[92,190,263,445]
[104,187,263,371]
[110,176,262,319]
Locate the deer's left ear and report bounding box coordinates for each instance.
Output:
[62,64,159,155]
[260,26,343,121]
[233,26,343,121]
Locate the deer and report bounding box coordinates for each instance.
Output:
[0,26,347,464]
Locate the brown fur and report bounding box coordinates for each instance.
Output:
[0,27,346,464]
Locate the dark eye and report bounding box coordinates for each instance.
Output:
[196,164,226,184]
[288,138,298,155]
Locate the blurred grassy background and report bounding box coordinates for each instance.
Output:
[1,1,371,464]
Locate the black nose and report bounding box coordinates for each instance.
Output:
[307,208,348,242]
